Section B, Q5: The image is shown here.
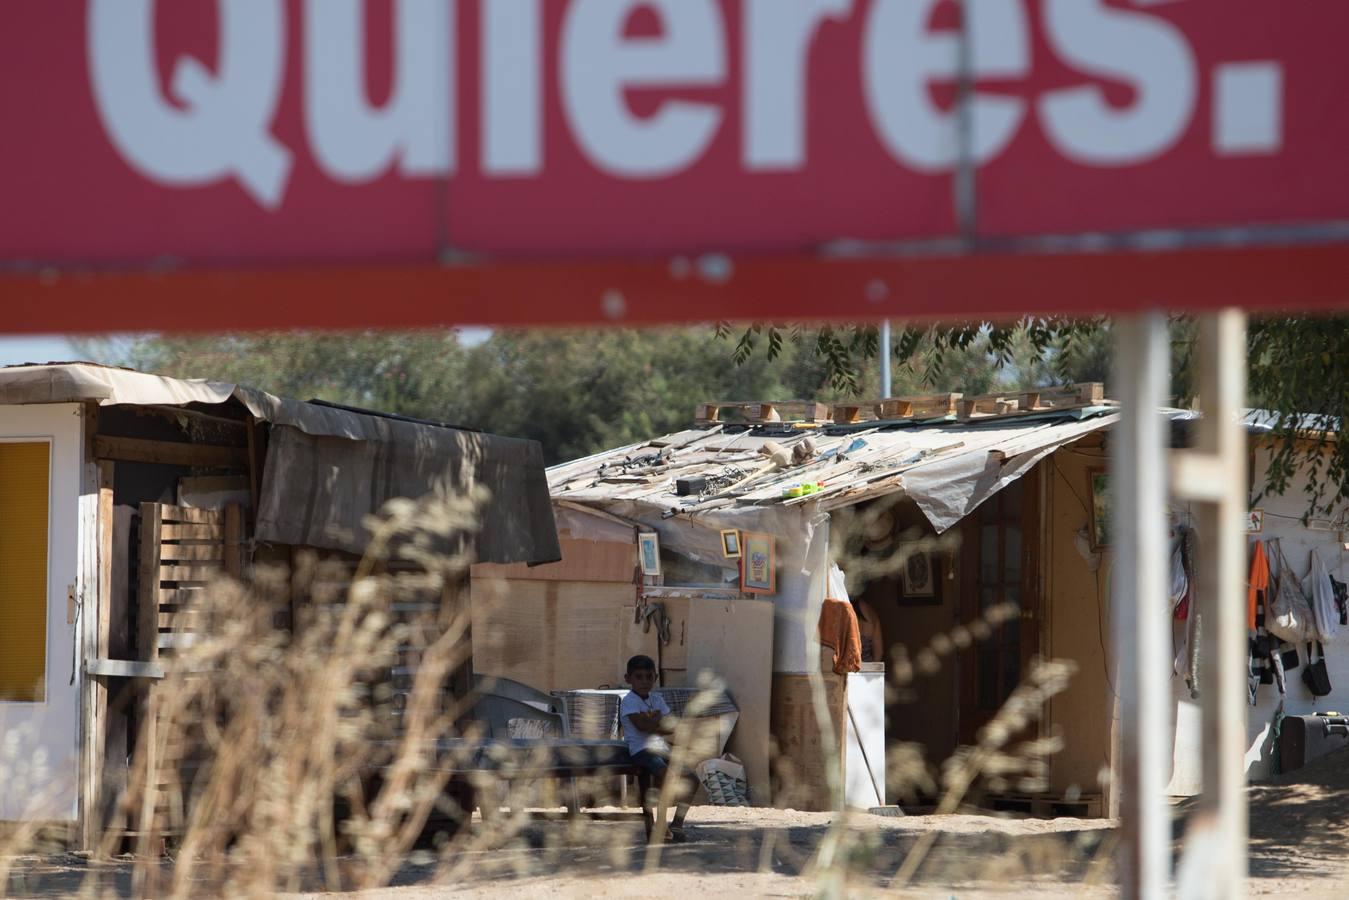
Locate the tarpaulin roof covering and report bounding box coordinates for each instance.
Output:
[0,363,560,564]
[549,408,1120,534]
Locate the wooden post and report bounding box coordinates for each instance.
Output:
[79,461,115,850]
[224,502,243,579]
[245,416,262,519]
[1172,312,1249,900]
[1112,313,1172,899]
[136,502,164,849]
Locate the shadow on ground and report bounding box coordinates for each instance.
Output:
[5,811,1115,897]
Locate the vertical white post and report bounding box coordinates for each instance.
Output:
[879,320,892,398]
[1113,312,1172,899]
[1174,310,1249,900]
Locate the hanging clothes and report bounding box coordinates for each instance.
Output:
[1248,540,1270,632]
[1248,541,1300,705]
[1169,525,1203,698]
[1306,549,1340,641]
[1170,531,1190,680]
[1331,573,1349,626]
[818,597,863,675]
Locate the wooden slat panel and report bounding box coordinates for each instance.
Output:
[160,523,224,541]
[159,504,223,525]
[159,543,224,562]
[94,436,247,469]
[86,658,165,680]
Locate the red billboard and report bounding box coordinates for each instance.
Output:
[4,0,1349,330]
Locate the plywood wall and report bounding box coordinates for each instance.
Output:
[1043,442,1115,797]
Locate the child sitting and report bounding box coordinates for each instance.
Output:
[620,654,697,840]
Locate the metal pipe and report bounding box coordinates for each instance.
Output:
[880,320,892,398]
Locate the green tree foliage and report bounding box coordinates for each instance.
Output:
[720,318,1111,397]
[1248,317,1349,517]
[81,327,862,465]
[724,316,1349,516]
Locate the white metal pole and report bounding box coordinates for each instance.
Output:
[880,320,892,398]
[1113,312,1172,900]
[1173,310,1249,900]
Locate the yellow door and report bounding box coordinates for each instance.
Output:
[0,441,50,702]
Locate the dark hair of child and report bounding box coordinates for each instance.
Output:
[626,654,657,675]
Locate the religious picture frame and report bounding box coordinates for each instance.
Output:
[638,532,662,577]
[740,531,776,594]
[720,528,741,558]
[899,544,937,598]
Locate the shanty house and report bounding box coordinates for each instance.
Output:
[471,387,1349,813]
[0,363,559,846]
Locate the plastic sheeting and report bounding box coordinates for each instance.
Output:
[901,415,1120,533]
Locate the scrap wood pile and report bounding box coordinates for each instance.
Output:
[548,384,1113,515]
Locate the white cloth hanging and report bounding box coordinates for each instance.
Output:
[1306,548,1340,641]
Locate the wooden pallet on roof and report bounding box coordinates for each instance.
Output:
[959,382,1106,420]
[694,399,829,426]
[830,392,963,424]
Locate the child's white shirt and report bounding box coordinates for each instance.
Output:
[620,690,671,755]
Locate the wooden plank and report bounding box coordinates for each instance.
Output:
[135,501,162,853]
[158,610,203,630]
[86,658,166,680]
[224,502,243,578]
[80,458,115,850]
[137,505,163,662]
[160,523,224,541]
[158,504,223,525]
[158,543,225,562]
[94,436,247,469]
[158,587,206,604]
[157,563,223,583]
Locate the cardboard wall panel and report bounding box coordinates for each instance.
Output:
[471,578,636,692]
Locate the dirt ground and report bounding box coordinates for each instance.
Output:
[8,753,1349,898]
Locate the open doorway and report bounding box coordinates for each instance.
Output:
[855,470,1043,804]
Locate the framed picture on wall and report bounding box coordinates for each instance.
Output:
[1087,468,1110,549]
[638,532,662,577]
[899,544,937,599]
[720,529,741,558]
[740,531,776,594]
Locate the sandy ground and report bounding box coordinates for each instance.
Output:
[8,753,1349,898]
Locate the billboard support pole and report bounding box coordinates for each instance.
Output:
[1113,312,1173,899]
[1173,310,1249,900]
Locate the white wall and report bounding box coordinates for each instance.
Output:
[1166,444,1349,793]
[0,403,83,822]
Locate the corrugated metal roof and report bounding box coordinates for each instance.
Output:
[549,406,1119,518]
